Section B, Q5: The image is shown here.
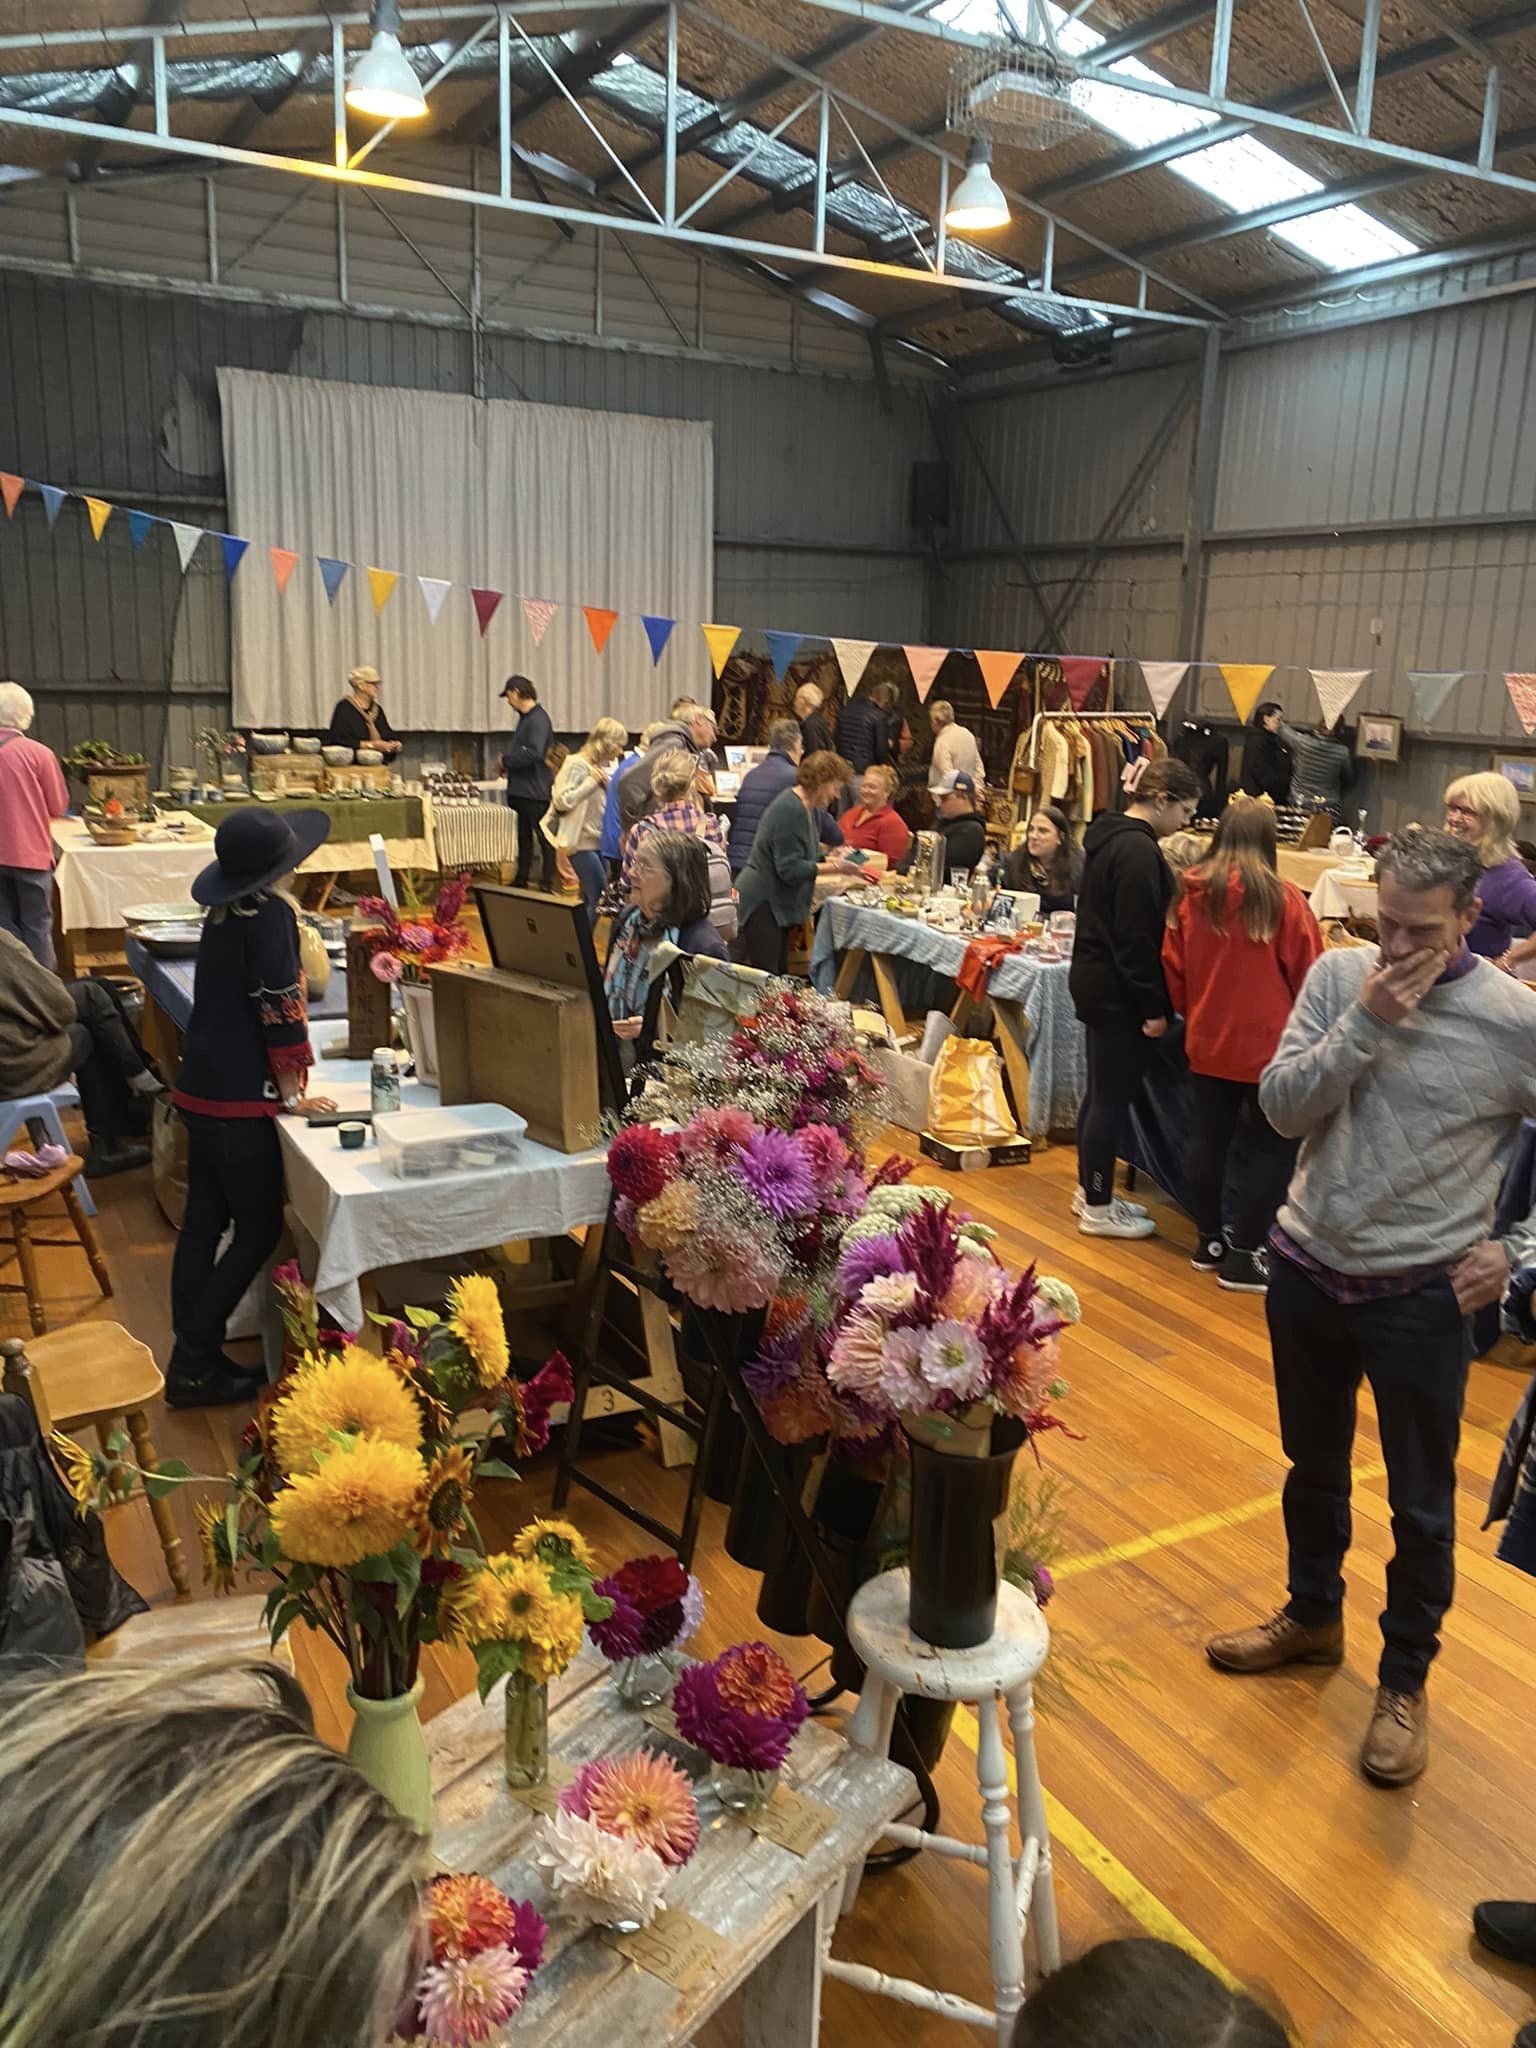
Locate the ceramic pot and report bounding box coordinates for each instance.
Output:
[904,1429,1019,1650]
[346,1677,432,1835]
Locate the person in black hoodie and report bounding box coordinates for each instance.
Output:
[499,676,556,891]
[836,678,899,776]
[1240,701,1292,804]
[1070,756,1202,1240]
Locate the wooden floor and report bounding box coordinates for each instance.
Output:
[6,1126,1535,2048]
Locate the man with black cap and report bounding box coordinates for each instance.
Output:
[168,807,335,1409]
[499,676,557,892]
[934,769,987,881]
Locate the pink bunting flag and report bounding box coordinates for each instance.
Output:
[0,472,22,520]
[903,646,947,701]
[975,650,1022,709]
[1507,673,1536,734]
[471,587,503,639]
[269,547,299,594]
[523,598,557,646]
[583,606,619,655]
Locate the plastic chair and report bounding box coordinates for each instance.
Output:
[0,1087,96,1217]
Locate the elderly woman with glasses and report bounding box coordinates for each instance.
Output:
[1442,771,1536,972]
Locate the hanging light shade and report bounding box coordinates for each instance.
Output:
[346,2,428,121]
[944,138,1010,231]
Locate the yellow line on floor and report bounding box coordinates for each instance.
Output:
[1057,1461,1389,1582]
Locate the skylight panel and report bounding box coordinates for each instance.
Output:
[1273,203,1415,268]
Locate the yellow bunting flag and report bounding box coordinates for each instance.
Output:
[975,649,1022,708]
[701,623,741,678]
[1219,663,1274,724]
[83,496,112,541]
[583,606,619,655]
[367,566,399,616]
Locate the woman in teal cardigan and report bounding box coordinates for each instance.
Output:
[734,749,858,972]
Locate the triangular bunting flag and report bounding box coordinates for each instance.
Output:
[1139,660,1189,718]
[1310,667,1369,728]
[38,484,65,527]
[418,576,451,625]
[0,473,22,519]
[701,623,741,679]
[975,650,1022,709]
[1060,656,1106,710]
[367,566,399,616]
[1507,673,1536,735]
[270,547,299,594]
[831,639,877,694]
[318,556,349,606]
[522,598,557,646]
[1407,670,1467,728]
[903,646,947,701]
[220,534,250,580]
[764,631,802,682]
[170,522,203,573]
[583,606,619,655]
[127,510,155,551]
[1219,663,1274,725]
[83,496,112,541]
[641,615,676,665]
[471,587,503,638]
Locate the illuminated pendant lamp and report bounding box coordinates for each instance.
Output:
[945,138,1010,232]
[346,0,428,121]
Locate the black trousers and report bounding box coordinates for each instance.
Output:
[736,903,788,974]
[170,1114,285,1369]
[1075,1017,1153,1205]
[1269,1253,1472,1694]
[509,797,557,890]
[1184,1072,1299,1251]
[66,979,152,1139]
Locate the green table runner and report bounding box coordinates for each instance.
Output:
[184,795,423,840]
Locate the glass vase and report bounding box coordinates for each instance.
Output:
[615,1650,677,1710]
[503,1669,549,1790]
[711,1762,778,1816]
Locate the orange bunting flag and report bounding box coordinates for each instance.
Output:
[367,566,399,616]
[904,646,947,701]
[1219,663,1274,725]
[583,606,619,655]
[83,496,112,541]
[975,650,1021,708]
[701,623,741,678]
[0,472,22,519]
[270,547,300,594]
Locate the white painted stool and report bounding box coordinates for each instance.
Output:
[825,1568,1061,2032]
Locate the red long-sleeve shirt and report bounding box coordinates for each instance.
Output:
[1163,870,1322,1083]
[840,804,911,865]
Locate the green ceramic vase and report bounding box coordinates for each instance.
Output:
[346,1677,433,1836]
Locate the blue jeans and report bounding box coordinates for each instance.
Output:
[570,849,606,924]
[0,864,54,970]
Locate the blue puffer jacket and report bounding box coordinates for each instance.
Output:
[729,749,796,872]
[835,695,893,774]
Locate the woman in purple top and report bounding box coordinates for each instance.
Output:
[1443,771,1536,969]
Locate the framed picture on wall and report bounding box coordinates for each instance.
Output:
[1355,714,1402,762]
[1493,753,1536,801]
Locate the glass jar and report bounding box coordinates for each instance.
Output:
[503,1670,548,1790]
[615,1651,677,1710]
[710,1762,778,1816]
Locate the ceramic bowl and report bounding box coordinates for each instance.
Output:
[337,1122,369,1151]
[322,746,354,766]
[356,748,384,766]
[291,735,323,755]
[248,733,289,755]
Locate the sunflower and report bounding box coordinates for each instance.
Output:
[49,1431,94,1518]
[408,1445,475,1558]
[446,1273,510,1390]
[520,1591,586,1684]
[387,1346,452,1441]
[195,1498,239,1594]
[270,1437,423,1567]
[271,1348,423,1475]
[479,1553,561,1643]
[510,1517,595,1572]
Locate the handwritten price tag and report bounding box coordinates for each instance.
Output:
[641,1703,683,1742]
[741,1784,836,1858]
[505,1757,574,1818]
[605,1908,727,1991]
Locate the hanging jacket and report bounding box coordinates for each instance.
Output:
[1162,869,1322,1083]
[1069,812,1175,1027]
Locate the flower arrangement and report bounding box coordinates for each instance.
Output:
[358,870,473,987]
[468,1520,611,1700]
[588,1553,703,1665]
[673,1642,810,1775]
[644,984,885,1142]
[391,1872,546,2048]
[537,1752,699,1929]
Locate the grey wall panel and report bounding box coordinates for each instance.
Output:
[719,548,927,645]
[938,551,1186,671]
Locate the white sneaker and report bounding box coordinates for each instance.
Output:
[1078,1198,1156,1240]
[1072,1187,1149,1220]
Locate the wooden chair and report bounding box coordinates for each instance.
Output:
[0,1326,190,1598]
[0,1155,110,1335]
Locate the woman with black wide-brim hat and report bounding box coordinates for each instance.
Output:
[167,807,336,1408]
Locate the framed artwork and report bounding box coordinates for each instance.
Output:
[1355,714,1402,762]
[1493,753,1536,801]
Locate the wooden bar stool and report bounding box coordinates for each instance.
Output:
[0,1155,111,1335]
[1,1326,190,1598]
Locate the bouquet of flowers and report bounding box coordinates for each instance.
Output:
[357,870,473,987]
[588,1552,702,1665]
[537,1752,699,1929]
[673,1642,810,1775]
[466,1520,611,1700]
[391,1873,546,2048]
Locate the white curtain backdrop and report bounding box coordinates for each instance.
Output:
[219,368,714,736]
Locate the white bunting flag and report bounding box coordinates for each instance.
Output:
[831,639,877,694]
[1310,667,1370,728]
[417,576,452,625]
[1138,660,1189,718]
[170,522,203,573]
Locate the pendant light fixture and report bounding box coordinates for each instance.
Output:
[346,0,428,121]
[944,138,1010,232]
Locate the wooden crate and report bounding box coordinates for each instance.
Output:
[427,960,601,1153]
[82,764,150,812]
[251,753,327,792]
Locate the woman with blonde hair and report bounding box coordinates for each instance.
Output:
[543,714,628,922]
[1163,797,1321,1291]
[1442,770,1536,969]
[0,1660,424,2048]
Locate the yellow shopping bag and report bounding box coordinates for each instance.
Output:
[927,1036,1018,1148]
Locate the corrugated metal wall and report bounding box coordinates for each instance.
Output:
[0,167,938,770]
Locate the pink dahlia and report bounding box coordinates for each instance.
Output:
[797,1123,849,1189]
[664,1234,776,1313]
[942,1252,1003,1323]
[417,1948,529,2045]
[917,1319,989,1401]
[674,1645,809,1773]
[679,1105,755,1164]
[827,1307,890,1401]
[370,950,404,985]
[559,1751,700,1867]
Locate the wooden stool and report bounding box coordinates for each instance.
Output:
[0,1155,110,1335]
[829,1569,1060,2031]
[1,1325,190,1598]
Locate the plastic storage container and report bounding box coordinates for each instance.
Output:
[373,1103,529,1181]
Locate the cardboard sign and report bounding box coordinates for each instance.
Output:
[505,1757,574,1818]
[605,1908,727,1991]
[740,1783,836,1858]
[641,1703,683,1742]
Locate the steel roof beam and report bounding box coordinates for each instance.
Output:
[73,0,186,181]
[450,5,663,145]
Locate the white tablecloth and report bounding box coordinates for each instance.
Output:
[277,1058,610,1328]
[1309,866,1378,920]
[51,819,213,931]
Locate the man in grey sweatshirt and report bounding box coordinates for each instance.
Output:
[1207,828,1536,1789]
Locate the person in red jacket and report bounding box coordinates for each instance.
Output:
[1163,797,1322,1293]
[840,764,912,868]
